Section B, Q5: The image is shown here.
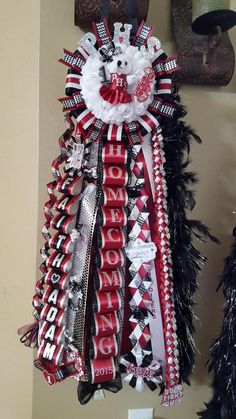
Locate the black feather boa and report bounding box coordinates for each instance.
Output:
[161,84,219,385]
[198,229,236,419]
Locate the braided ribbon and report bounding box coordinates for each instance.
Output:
[151,129,183,406]
[120,122,163,391]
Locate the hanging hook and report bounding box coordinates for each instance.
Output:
[203,25,222,66]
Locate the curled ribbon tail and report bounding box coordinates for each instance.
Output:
[18,321,39,348]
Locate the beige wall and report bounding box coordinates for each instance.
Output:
[0,1,40,419]
[1,1,236,418]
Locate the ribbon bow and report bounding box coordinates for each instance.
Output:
[99,43,122,63]
[132,307,153,321]
[77,374,122,405]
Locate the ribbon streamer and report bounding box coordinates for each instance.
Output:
[151,130,182,405]
[20,16,203,409]
[69,183,99,352]
[121,123,158,390]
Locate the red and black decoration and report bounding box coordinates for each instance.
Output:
[19,18,216,407]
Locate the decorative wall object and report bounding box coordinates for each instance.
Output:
[19,18,217,407]
[172,0,235,85]
[192,0,236,35]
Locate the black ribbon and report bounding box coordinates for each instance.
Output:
[123,0,138,34]
[100,0,138,35]
[132,307,153,320]
[99,43,122,63]
[77,373,122,405]
[100,0,110,21]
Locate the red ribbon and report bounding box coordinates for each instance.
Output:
[40,304,66,328]
[76,109,95,131]
[66,73,81,91]
[38,340,64,366]
[54,194,79,216]
[94,312,120,337]
[103,164,128,186]
[42,286,68,309]
[107,124,123,142]
[90,358,116,384]
[99,249,124,270]
[95,291,122,314]
[102,143,127,165]
[57,174,81,195]
[102,187,128,207]
[96,269,123,292]
[99,207,127,228]
[100,227,125,250]
[157,78,172,95]
[39,321,65,346]
[51,214,76,235]
[46,251,72,273]
[92,335,118,359]
[49,232,74,254]
[44,270,70,291]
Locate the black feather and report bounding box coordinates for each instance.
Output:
[198,234,236,419]
[158,84,218,385]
